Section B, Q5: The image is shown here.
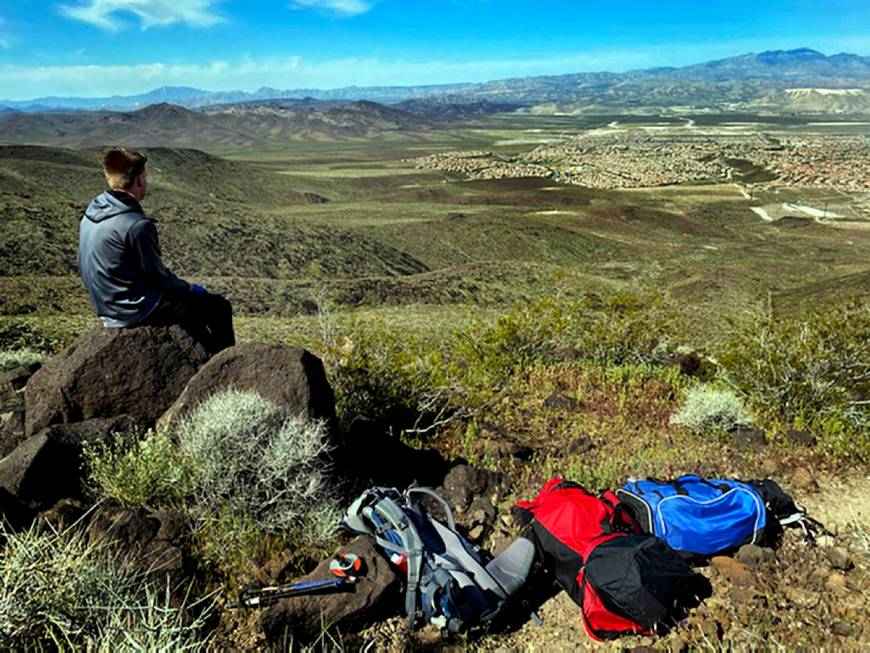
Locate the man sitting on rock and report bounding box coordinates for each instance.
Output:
[77,148,235,354]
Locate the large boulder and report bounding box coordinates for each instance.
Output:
[158,343,336,430]
[0,416,137,509]
[24,325,210,437]
[260,536,399,646]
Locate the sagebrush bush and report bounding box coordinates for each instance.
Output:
[0,522,212,650]
[0,347,47,371]
[670,384,754,433]
[84,430,197,508]
[176,389,338,536]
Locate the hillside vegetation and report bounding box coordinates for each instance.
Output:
[1,111,868,649]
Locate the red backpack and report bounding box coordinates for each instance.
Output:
[513,477,704,641]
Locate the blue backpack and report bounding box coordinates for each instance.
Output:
[616,475,767,557]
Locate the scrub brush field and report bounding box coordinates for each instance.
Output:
[0,112,868,649]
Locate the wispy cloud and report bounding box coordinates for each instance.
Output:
[0,51,655,100]
[289,0,373,17]
[59,0,224,31]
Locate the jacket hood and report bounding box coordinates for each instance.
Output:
[84,190,142,223]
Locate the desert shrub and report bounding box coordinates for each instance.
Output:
[454,297,567,385]
[0,347,47,371]
[0,522,212,650]
[321,312,464,436]
[0,315,90,353]
[457,291,682,381]
[84,430,198,509]
[565,290,684,366]
[718,300,869,455]
[670,384,754,433]
[323,291,685,438]
[176,389,338,536]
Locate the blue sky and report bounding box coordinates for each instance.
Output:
[0,0,867,100]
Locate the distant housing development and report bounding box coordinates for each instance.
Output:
[409,132,869,193]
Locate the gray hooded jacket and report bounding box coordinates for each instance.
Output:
[78,190,190,327]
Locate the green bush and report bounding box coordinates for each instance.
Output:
[0,522,212,650]
[0,348,47,371]
[176,389,338,538]
[718,300,869,455]
[566,291,683,366]
[670,384,754,433]
[322,313,463,435]
[456,291,683,383]
[322,291,685,437]
[84,430,198,509]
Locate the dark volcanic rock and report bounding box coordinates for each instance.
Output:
[734,543,775,568]
[665,352,702,376]
[303,192,330,204]
[729,426,767,451]
[24,326,209,437]
[37,498,87,531]
[0,487,37,532]
[1,363,42,394]
[0,362,42,456]
[543,393,581,411]
[0,408,26,457]
[0,416,136,509]
[260,536,399,646]
[785,428,817,447]
[159,342,335,430]
[0,429,79,508]
[435,463,503,540]
[88,505,189,577]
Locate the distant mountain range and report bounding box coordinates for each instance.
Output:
[2,48,869,113]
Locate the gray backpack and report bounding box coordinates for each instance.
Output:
[344,486,535,635]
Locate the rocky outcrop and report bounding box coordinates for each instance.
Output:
[260,536,399,646]
[0,362,41,456]
[434,464,504,543]
[24,326,209,437]
[158,342,336,430]
[0,416,137,509]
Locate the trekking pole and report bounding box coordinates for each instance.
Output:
[229,553,363,608]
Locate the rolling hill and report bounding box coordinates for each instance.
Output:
[0,100,432,148]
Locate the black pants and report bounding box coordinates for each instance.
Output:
[141,291,235,355]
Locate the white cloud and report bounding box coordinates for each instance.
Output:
[0,51,659,100]
[59,0,224,31]
[289,0,373,17]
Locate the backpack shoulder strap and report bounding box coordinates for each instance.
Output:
[367,496,426,627]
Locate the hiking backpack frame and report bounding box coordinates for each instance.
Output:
[344,485,535,636]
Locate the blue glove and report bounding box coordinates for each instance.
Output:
[191,283,207,294]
